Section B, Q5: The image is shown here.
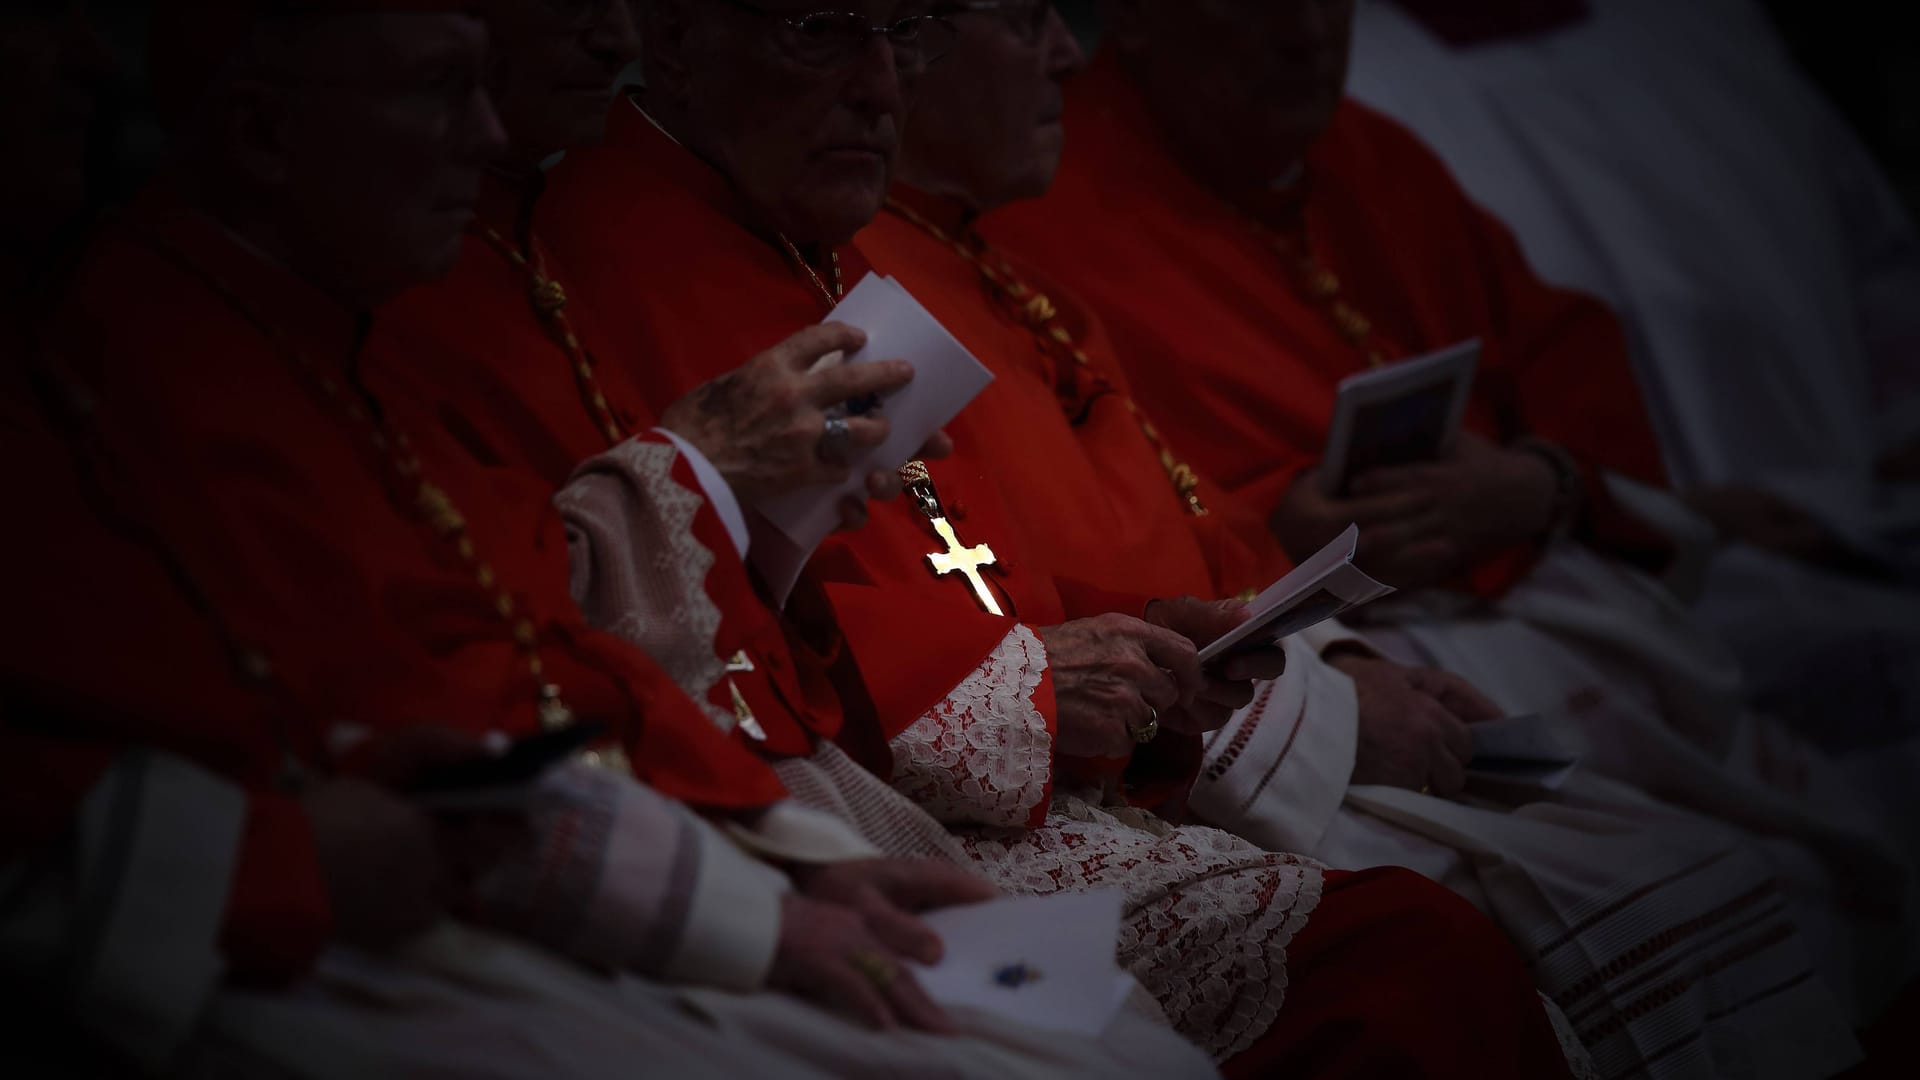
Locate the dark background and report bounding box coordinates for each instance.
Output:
[1054,0,1920,215]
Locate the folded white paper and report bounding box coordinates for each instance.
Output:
[1467,713,1583,790]
[752,274,995,604]
[1321,338,1479,496]
[1198,525,1395,664]
[906,889,1134,1037]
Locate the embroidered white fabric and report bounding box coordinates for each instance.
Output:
[962,794,1323,1061]
[558,438,734,730]
[888,625,1053,828]
[778,745,1326,1062]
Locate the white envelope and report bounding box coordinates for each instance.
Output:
[752,274,994,603]
[906,889,1135,1037]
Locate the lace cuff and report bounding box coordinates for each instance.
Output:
[558,437,732,730]
[888,625,1054,829]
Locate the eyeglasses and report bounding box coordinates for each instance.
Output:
[942,1,1052,44]
[714,0,961,73]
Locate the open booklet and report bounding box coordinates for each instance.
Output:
[906,889,1136,1037]
[749,273,996,605]
[1197,525,1395,664]
[1320,338,1480,496]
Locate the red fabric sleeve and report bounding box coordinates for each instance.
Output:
[1052,577,1156,622]
[0,730,116,860]
[218,791,334,987]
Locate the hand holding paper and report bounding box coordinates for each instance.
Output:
[1197,525,1395,664]
[751,274,995,602]
[905,889,1137,1037]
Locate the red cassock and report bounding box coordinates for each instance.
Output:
[370,170,838,760]
[990,52,1672,598]
[543,100,1214,813]
[2,188,786,982]
[541,105,1575,1080]
[861,188,1290,604]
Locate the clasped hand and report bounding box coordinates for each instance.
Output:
[1327,651,1501,796]
[1273,433,1557,590]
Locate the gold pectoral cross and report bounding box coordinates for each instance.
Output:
[925,517,1004,616]
[725,651,768,742]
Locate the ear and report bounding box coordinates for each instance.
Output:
[639,0,695,99]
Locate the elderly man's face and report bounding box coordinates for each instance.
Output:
[1117,0,1354,188]
[900,2,1083,211]
[0,3,116,249]
[657,0,937,246]
[482,0,640,164]
[269,13,506,304]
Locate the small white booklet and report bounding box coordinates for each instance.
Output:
[1467,713,1583,790]
[1320,339,1480,496]
[1197,525,1395,664]
[751,273,995,604]
[907,889,1135,1037]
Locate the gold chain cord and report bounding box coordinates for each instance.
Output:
[885,198,1208,517]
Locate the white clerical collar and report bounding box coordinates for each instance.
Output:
[630,96,683,148]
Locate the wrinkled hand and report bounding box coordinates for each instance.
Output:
[1328,651,1501,796]
[304,779,445,950]
[772,859,997,1033]
[1274,434,1556,590]
[1145,596,1288,733]
[1038,613,1207,757]
[660,324,923,529]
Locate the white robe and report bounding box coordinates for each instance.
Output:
[1193,544,1920,1080]
[1344,0,1920,731]
[0,750,1219,1080]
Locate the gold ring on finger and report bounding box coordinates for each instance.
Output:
[1130,706,1161,745]
[848,949,898,991]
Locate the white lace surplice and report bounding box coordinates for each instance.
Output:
[560,438,1326,1061]
[876,624,1324,1061]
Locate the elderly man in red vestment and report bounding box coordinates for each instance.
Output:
[538,1,1579,1075]
[865,6,1920,1079]
[0,5,1228,1076]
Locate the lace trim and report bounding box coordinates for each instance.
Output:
[962,794,1325,1061]
[888,625,1052,828]
[558,439,732,731]
[773,746,1326,1059]
[1539,995,1601,1080]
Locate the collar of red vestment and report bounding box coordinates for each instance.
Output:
[475,166,545,249]
[1388,0,1591,46]
[884,182,978,243]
